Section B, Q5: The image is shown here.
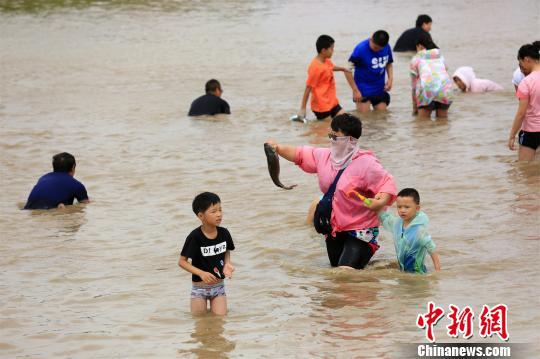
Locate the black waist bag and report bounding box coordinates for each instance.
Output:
[313,168,346,235]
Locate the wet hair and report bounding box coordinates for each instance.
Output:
[316,35,334,53]
[192,192,221,215]
[205,79,222,94]
[331,113,362,139]
[52,152,76,173]
[397,188,420,205]
[415,14,432,28]
[416,32,438,50]
[517,41,540,61]
[372,30,389,47]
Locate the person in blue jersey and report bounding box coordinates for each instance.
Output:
[348,30,394,112]
[24,152,89,210]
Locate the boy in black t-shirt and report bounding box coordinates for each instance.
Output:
[179,192,235,315]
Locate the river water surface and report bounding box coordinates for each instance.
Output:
[1,1,539,358]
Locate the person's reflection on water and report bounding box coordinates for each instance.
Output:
[312,273,390,342]
[27,204,88,238]
[507,161,540,214]
[181,315,235,359]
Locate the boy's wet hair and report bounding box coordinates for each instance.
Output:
[316,35,334,53]
[331,113,362,139]
[517,41,540,61]
[416,32,438,50]
[415,14,432,28]
[205,79,222,94]
[398,188,420,205]
[372,30,389,47]
[52,152,76,173]
[192,192,221,215]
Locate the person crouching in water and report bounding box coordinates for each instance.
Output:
[410,33,453,118]
[452,66,503,93]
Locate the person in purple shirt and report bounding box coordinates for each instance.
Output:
[24,152,89,210]
[348,30,394,113]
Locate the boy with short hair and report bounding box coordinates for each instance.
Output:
[349,30,394,112]
[378,188,440,274]
[178,192,235,315]
[188,79,231,116]
[24,152,89,210]
[299,34,361,120]
[394,14,435,52]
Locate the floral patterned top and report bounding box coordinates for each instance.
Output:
[410,49,453,107]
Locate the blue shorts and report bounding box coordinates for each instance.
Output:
[191,282,226,300]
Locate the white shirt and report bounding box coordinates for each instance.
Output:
[512,67,525,87]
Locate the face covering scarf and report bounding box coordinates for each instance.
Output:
[330,136,358,169]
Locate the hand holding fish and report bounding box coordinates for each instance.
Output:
[264,140,298,190]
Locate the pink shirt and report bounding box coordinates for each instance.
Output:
[295,146,397,236]
[516,70,540,132]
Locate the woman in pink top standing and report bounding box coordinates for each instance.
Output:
[509,43,540,161]
[266,113,396,269]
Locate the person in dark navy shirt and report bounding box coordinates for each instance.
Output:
[393,14,435,52]
[24,152,89,210]
[188,79,231,116]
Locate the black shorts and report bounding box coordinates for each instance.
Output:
[313,104,342,120]
[419,101,450,111]
[362,92,390,107]
[325,232,375,269]
[519,130,540,150]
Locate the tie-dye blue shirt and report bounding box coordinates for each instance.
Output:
[379,211,436,274]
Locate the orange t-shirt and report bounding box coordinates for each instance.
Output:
[306,57,339,112]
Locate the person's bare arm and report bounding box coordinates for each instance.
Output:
[508,98,528,150]
[343,70,362,102]
[385,63,393,91]
[430,252,441,272]
[300,86,311,118]
[223,251,234,278]
[412,89,418,115]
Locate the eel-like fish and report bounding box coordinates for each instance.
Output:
[264,143,297,190]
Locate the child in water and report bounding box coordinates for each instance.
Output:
[378,188,441,274]
[453,66,503,92]
[298,34,359,120]
[178,192,235,315]
[410,33,452,118]
[509,42,540,161]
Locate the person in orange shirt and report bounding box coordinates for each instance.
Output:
[299,35,361,120]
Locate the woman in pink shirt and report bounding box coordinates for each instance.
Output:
[509,43,540,161]
[266,113,396,269]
